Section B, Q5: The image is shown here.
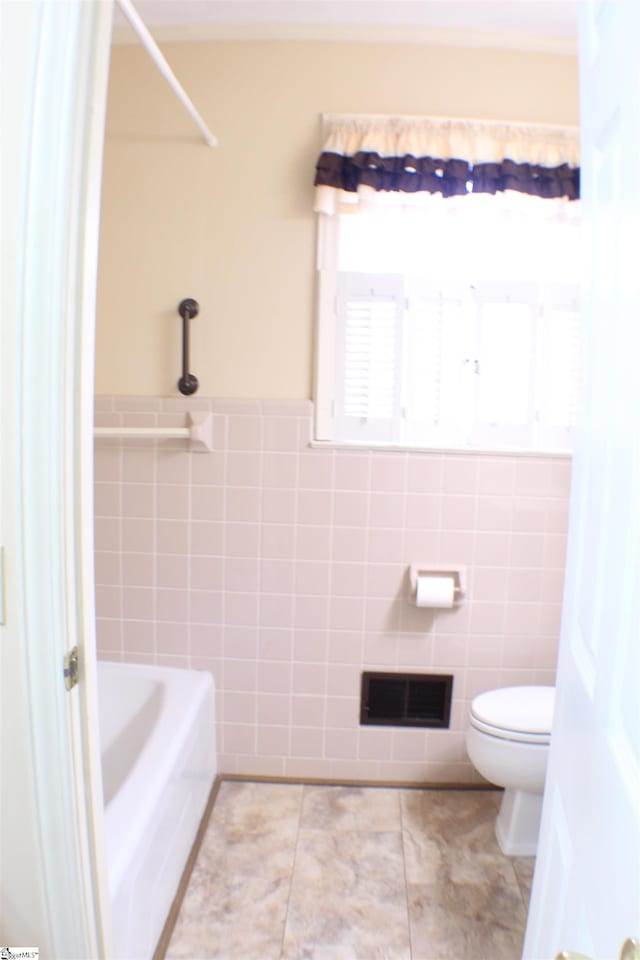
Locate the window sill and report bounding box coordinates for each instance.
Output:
[309,439,572,459]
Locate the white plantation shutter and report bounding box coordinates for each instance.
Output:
[331,273,581,450]
[470,284,538,448]
[404,282,474,446]
[335,273,403,442]
[317,199,581,452]
[537,284,581,449]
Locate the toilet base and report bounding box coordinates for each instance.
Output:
[495,787,543,856]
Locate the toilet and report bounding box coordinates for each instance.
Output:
[465,685,555,856]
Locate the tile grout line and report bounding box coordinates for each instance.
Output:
[398,788,415,960]
[277,783,307,960]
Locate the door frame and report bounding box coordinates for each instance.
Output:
[1,1,113,954]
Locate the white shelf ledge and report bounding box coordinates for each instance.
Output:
[94,412,214,452]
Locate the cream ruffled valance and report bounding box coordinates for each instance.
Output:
[314,114,580,214]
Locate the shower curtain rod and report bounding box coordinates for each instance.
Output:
[115,0,218,148]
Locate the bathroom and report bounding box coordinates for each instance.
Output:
[96,8,573,780]
[94,5,569,956]
[3,2,639,960]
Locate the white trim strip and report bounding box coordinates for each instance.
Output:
[308,440,572,460]
[94,412,215,451]
[321,112,579,135]
[115,0,218,148]
[94,426,188,438]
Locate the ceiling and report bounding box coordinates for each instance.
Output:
[113,1,580,53]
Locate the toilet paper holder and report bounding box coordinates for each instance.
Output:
[408,564,466,605]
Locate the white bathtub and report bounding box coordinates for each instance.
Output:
[98,660,217,960]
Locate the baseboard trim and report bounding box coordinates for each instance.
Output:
[153,774,223,960]
[220,772,498,791]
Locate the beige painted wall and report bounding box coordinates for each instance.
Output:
[96,40,578,397]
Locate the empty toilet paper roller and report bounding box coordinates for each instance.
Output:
[409,565,465,608]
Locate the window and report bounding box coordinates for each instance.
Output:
[313,116,581,453]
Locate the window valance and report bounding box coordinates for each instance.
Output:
[314,115,580,214]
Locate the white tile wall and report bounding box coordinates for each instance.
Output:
[94,396,570,783]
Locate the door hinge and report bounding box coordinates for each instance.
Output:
[64,645,79,691]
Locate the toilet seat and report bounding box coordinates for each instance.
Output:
[469,686,554,745]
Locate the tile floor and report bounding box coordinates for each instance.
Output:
[166,781,535,960]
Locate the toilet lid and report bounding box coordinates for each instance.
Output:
[470,686,555,743]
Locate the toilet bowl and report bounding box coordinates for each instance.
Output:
[465,685,555,856]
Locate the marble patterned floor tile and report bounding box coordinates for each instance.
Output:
[513,856,536,909]
[166,857,293,959]
[166,783,533,960]
[400,788,502,850]
[166,781,303,959]
[281,829,411,960]
[208,780,304,839]
[401,789,528,958]
[401,789,518,886]
[300,784,403,833]
[407,874,527,960]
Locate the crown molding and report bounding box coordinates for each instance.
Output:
[111,21,577,55]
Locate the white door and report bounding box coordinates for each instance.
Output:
[524,1,640,957]
[0,1,113,956]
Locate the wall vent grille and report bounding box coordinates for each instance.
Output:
[360,671,453,728]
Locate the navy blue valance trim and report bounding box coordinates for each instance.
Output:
[314,150,580,201]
